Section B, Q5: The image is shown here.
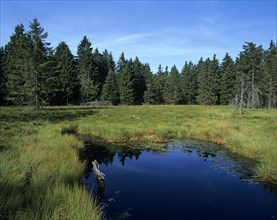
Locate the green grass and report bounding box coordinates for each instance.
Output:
[0,106,103,219]
[76,105,277,183]
[0,105,276,218]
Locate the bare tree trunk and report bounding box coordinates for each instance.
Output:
[251,67,255,108]
[66,88,69,105]
[268,76,272,109]
[35,71,39,109]
[239,76,244,115]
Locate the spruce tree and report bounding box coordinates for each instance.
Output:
[77,36,99,103]
[103,49,116,72]
[180,61,198,104]
[220,53,236,105]
[163,65,181,104]
[144,65,164,104]
[197,58,211,105]
[0,47,7,105]
[262,40,277,108]
[142,63,152,82]
[211,54,221,104]
[236,55,247,114]
[42,57,58,105]
[93,48,108,98]
[236,42,264,109]
[159,65,169,104]
[116,52,127,74]
[119,60,135,105]
[102,69,120,105]
[144,75,156,104]
[28,18,51,108]
[197,55,220,105]
[144,75,164,104]
[49,41,78,105]
[133,57,147,104]
[5,24,33,105]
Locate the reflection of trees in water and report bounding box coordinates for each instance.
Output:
[196,150,216,161]
[180,142,257,184]
[81,144,116,177]
[263,183,277,196]
[81,142,142,177]
[181,144,217,161]
[81,142,143,202]
[82,140,277,200]
[118,149,141,166]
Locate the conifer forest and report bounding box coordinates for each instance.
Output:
[0,18,276,110]
[1,14,277,219]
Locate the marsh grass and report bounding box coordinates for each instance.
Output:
[0,107,103,219]
[0,105,276,218]
[61,123,79,135]
[76,105,277,183]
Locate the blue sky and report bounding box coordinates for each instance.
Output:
[1,0,276,72]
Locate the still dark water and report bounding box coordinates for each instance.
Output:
[82,140,277,220]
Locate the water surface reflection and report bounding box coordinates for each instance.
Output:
[82,140,277,220]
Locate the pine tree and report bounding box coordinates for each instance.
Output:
[220,53,236,105]
[77,36,99,103]
[119,60,135,105]
[102,69,120,105]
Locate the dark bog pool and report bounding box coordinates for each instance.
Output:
[82,140,277,220]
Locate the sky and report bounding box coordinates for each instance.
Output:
[1,0,276,72]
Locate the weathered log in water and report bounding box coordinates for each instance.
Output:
[92,160,105,200]
[92,160,105,180]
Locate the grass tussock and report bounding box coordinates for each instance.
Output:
[61,123,79,135]
[76,105,277,183]
[0,107,103,219]
[0,105,276,218]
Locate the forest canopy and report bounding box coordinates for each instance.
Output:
[0,18,276,109]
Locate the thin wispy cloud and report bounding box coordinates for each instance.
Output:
[113,33,157,44]
[1,1,276,71]
[95,26,227,67]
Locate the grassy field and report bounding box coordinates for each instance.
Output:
[0,105,276,218]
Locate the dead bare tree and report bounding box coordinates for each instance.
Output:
[239,75,244,115]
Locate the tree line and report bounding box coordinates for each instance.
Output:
[0,18,276,110]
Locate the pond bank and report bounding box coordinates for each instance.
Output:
[75,105,277,184]
[0,105,276,219]
[82,140,277,220]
